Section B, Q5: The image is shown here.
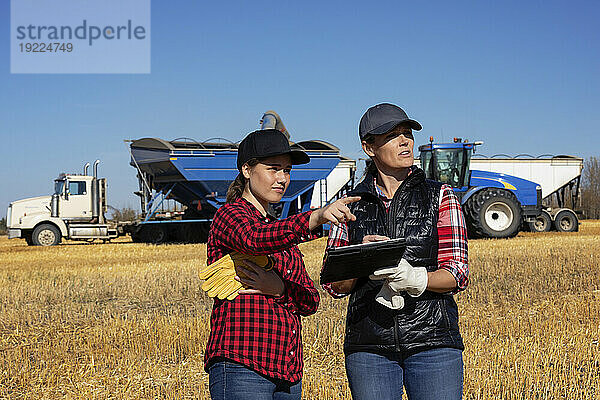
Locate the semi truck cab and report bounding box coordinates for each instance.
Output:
[54,175,94,220]
[7,161,120,246]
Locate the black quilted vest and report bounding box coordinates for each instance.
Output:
[344,168,464,356]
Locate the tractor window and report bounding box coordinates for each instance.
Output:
[68,181,87,195]
[420,151,433,180]
[54,180,66,195]
[434,149,465,188]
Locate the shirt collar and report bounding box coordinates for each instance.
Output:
[372,165,415,200]
[238,197,277,221]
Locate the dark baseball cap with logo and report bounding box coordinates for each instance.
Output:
[359,103,422,140]
[237,129,310,170]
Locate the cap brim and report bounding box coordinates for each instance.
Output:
[367,119,422,136]
[289,150,310,165]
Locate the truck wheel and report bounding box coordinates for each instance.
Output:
[175,222,209,243]
[130,230,143,243]
[465,188,522,238]
[141,225,168,244]
[554,209,579,232]
[528,210,552,232]
[32,224,61,246]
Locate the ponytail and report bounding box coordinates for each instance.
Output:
[226,174,247,204]
[360,158,379,181]
[226,158,260,203]
[365,158,378,176]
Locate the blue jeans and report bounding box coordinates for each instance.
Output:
[209,361,302,400]
[345,348,463,400]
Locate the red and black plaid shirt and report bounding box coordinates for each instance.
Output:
[204,198,320,383]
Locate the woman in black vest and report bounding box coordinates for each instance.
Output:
[323,104,469,400]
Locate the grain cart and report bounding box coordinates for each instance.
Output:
[418,139,542,238]
[6,161,124,245]
[125,111,355,244]
[126,137,355,243]
[469,155,583,232]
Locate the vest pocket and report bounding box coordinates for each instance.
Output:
[346,299,396,346]
[440,297,460,332]
[439,298,451,330]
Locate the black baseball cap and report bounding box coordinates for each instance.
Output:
[359,103,422,140]
[237,129,310,170]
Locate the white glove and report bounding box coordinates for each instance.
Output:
[374,281,405,310]
[370,259,428,298]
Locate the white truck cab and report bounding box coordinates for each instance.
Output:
[7,161,119,246]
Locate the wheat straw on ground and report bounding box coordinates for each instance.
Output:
[1,221,599,399]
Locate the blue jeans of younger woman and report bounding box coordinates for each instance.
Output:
[345,348,463,400]
[209,361,302,400]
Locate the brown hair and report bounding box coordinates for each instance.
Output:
[364,158,379,176]
[226,158,260,203]
[362,135,379,177]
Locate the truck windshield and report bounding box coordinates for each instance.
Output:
[54,180,66,195]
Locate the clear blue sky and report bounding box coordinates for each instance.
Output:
[1,0,599,218]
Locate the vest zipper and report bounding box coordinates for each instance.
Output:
[385,182,402,353]
[387,172,420,353]
[365,171,421,354]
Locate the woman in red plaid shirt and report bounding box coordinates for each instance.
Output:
[205,129,359,400]
[322,104,469,400]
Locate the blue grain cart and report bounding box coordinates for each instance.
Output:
[127,137,353,243]
[418,139,542,238]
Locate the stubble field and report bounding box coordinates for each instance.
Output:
[1,221,599,399]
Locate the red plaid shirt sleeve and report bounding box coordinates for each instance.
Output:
[321,222,351,298]
[437,184,469,293]
[204,198,320,382]
[210,200,316,255]
[321,184,469,297]
[275,276,320,316]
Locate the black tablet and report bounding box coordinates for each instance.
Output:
[320,238,406,284]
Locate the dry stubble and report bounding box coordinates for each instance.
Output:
[1,221,599,399]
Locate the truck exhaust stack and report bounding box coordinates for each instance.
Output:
[92,160,100,220]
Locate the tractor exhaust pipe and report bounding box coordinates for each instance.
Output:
[260,110,290,139]
[83,162,90,176]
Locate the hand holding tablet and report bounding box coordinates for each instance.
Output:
[320,237,406,284]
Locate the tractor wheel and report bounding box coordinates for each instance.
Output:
[528,210,552,233]
[554,209,579,232]
[32,224,61,246]
[464,188,522,238]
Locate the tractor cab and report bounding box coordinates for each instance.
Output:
[418,138,480,192]
[418,137,542,239]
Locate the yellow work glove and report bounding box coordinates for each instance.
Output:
[199,252,273,300]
